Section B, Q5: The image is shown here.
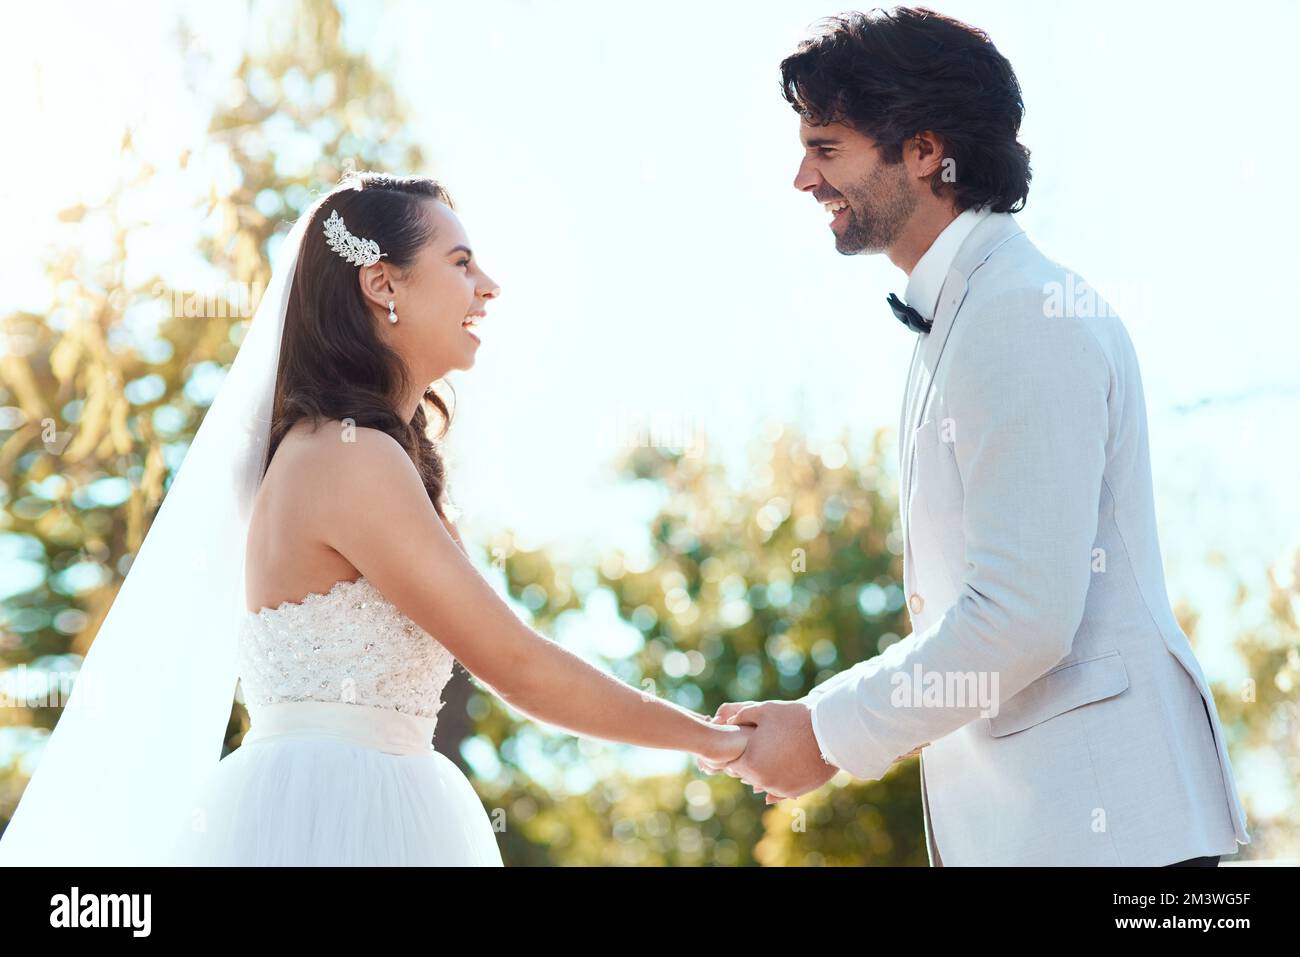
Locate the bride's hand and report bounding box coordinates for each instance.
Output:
[697,721,752,769]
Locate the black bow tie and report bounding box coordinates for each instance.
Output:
[888,293,932,334]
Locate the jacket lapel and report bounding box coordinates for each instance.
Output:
[898,336,923,487]
[900,212,1025,514]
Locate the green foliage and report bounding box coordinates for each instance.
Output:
[475,428,930,865]
[1195,557,1300,859]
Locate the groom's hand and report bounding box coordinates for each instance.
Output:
[720,700,837,802]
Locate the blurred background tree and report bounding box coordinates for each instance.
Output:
[1202,551,1300,858]
[470,426,929,865]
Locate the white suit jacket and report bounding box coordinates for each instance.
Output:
[804,211,1250,866]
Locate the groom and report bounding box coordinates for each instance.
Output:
[705,7,1250,866]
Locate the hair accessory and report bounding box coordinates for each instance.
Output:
[322,208,387,267]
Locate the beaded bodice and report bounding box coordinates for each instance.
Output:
[237,576,455,720]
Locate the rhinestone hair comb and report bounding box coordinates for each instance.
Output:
[321,208,387,267]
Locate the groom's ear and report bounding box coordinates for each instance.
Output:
[906,130,948,180]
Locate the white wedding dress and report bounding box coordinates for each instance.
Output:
[168,575,504,866]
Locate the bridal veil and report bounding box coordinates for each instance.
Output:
[0,201,318,865]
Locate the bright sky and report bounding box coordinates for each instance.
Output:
[3,0,1298,801]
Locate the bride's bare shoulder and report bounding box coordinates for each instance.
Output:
[298,423,440,557]
[291,420,419,493]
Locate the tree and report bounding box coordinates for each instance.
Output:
[1198,547,1300,860]
[474,425,930,865]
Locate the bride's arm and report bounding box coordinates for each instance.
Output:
[315,428,750,767]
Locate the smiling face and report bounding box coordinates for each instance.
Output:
[369,199,500,378]
[792,119,917,255]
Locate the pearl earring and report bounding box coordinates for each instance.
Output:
[387,300,398,324]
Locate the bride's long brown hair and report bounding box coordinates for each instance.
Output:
[264,172,455,518]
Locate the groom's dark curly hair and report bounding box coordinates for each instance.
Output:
[780,7,1032,213]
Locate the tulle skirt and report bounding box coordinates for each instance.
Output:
[168,700,503,866]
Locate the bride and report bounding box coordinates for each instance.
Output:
[0,171,751,866]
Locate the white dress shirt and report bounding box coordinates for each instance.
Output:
[902,205,992,321]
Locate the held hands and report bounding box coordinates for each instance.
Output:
[697,700,838,805]
[698,720,754,767]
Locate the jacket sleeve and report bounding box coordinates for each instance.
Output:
[807,295,1112,780]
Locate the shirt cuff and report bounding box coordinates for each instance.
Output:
[808,671,893,781]
[809,695,844,771]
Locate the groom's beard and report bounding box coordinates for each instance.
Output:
[835,162,916,255]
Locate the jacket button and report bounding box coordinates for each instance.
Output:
[909,593,924,614]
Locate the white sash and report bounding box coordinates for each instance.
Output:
[242,700,436,755]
